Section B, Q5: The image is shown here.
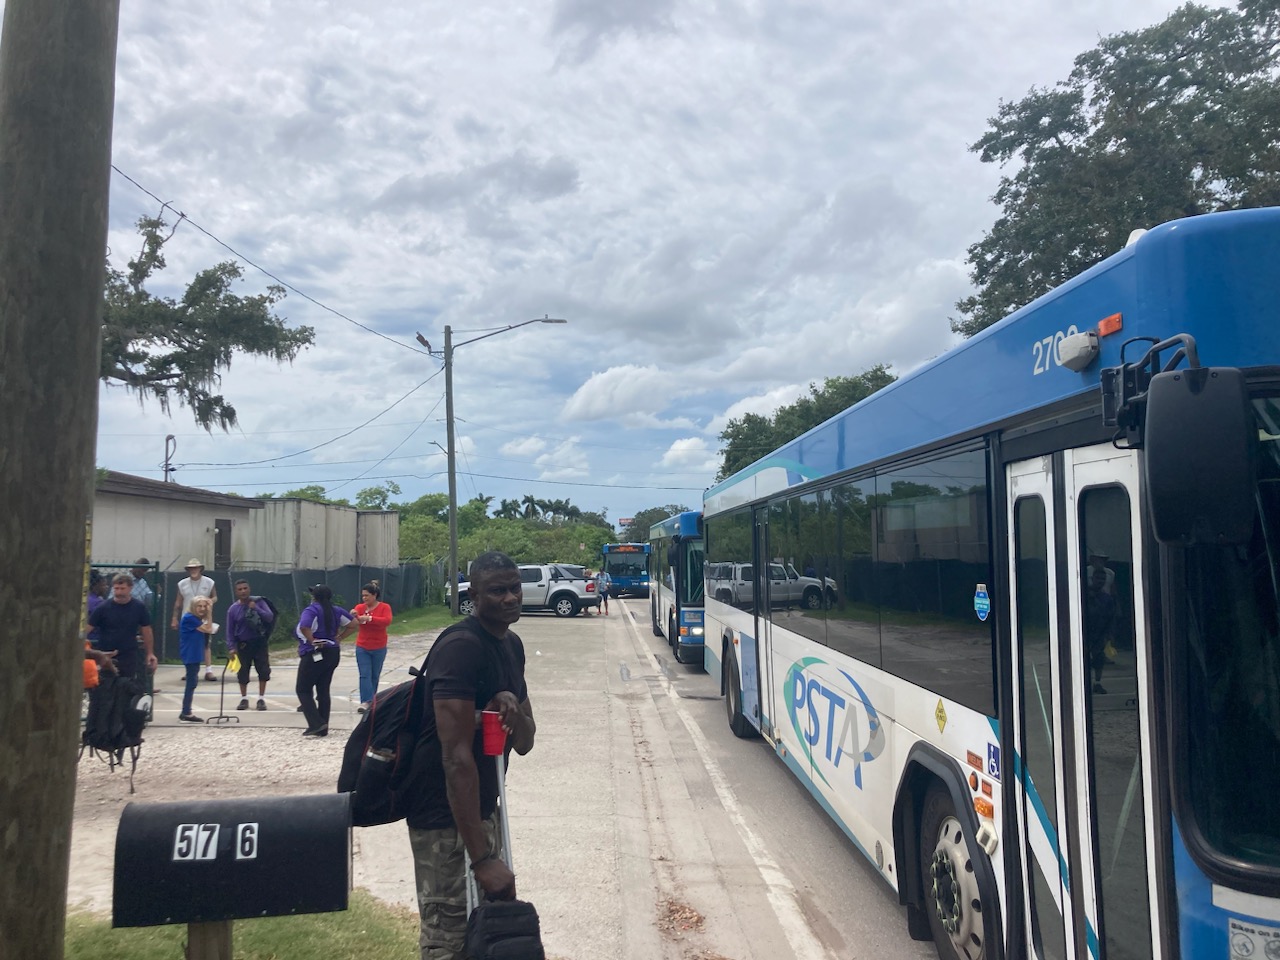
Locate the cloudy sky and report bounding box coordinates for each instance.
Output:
[81,0,1200,528]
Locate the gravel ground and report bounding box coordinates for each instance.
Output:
[68,631,437,915]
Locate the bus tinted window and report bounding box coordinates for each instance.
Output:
[876,448,995,716]
[767,493,827,646]
[706,508,755,614]
[1182,398,1280,873]
[829,477,879,667]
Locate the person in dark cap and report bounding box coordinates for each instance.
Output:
[130,558,155,609]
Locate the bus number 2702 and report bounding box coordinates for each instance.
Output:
[1031,326,1080,375]
[172,822,259,862]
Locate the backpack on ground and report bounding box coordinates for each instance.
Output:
[81,672,150,792]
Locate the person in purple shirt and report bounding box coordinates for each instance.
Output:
[85,570,108,643]
[295,584,354,737]
[226,579,276,711]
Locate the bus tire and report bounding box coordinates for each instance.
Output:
[551,594,579,618]
[919,781,989,960]
[669,615,680,660]
[724,645,756,739]
[651,599,663,637]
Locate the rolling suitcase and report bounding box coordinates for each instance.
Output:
[464,711,545,960]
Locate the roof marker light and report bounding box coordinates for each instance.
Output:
[1098,313,1123,337]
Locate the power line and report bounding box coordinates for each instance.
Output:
[180,372,443,467]
[327,394,445,494]
[111,165,433,356]
[211,472,703,492]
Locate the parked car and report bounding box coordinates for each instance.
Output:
[446,563,600,617]
[707,561,836,609]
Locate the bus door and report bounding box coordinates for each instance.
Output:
[1008,456,1073,959]
[1060,444,1161,960]
[753,505,777,740]
[1007,445,1162,960]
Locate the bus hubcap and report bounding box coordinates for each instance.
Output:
[929,815,983,957]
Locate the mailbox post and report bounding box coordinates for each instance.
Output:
[114,793,351,959]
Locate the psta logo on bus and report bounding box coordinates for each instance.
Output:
[785,658,886,790]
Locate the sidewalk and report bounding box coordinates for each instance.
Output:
[144,634,434,727]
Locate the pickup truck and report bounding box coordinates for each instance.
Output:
[447,563,600,617]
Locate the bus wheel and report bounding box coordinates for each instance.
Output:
[919,782,987,960]
[651,600,663,637]
[724,645,756,739]
[669,616,679,659]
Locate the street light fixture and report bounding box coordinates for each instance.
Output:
[419,316,568,614]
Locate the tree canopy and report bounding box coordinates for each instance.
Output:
[953,1,1280,337]
[621,505,691,542]
[716,366,897,480]
[101,216,315,428]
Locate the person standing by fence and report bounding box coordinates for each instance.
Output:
[295,585,354,737]
[353,580,392,713]
[172,559,218,681]
[178,597,217,722]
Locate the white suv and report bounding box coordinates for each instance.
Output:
[448,563,600,617]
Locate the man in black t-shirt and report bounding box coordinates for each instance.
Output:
[88,572,156,679]
[406,551,536,960]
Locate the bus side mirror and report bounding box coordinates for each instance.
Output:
[666,546,677,566]
[1144,366,1256,545]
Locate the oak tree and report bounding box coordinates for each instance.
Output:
[954,1,1280,337]
[101,216,315,428]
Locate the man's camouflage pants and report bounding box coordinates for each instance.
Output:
[408,814,500,960]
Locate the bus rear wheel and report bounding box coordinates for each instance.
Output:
[724,645,755,739]
[919,782,987,960]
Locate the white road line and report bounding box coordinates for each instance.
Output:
[624,604,834,960]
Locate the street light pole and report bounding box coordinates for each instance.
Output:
[423,317,568,616]
[444,324,459,613]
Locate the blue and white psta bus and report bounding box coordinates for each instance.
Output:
[648,510,705,667]
[703,208,1280,960]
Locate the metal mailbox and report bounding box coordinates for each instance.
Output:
[113,792,351,927]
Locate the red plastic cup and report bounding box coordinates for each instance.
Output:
[481,710,506,755]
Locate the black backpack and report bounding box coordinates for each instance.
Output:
[337,621,483,825]
[230,596,280,654]
[466,899,545,960]
[81,673,150,792]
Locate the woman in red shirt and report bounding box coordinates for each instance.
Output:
[353,580,393,712]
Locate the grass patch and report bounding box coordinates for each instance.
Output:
[388,602,463,636]
[66,889,419,960]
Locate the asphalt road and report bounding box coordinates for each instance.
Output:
[353,597,936,960]
[77,600,939,960]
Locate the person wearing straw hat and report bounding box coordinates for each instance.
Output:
[171,559,218,681]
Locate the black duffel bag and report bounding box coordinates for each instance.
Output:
[465,898,545,960]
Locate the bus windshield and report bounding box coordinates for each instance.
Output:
[605,557,646,579]
[1180,396,1280,871]
[683,541,704,606]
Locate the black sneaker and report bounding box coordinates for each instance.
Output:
[179,714,205,723]
[303,725,329,737]
[1093,682,1108,695]
[256,699,267,711]
[237,698,250,710]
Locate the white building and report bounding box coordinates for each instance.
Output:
[92,472,399,572]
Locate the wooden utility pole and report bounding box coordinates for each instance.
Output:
[0,0,120,956]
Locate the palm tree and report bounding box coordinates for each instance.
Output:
[521,494,541,520]
[497,498,521,520]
